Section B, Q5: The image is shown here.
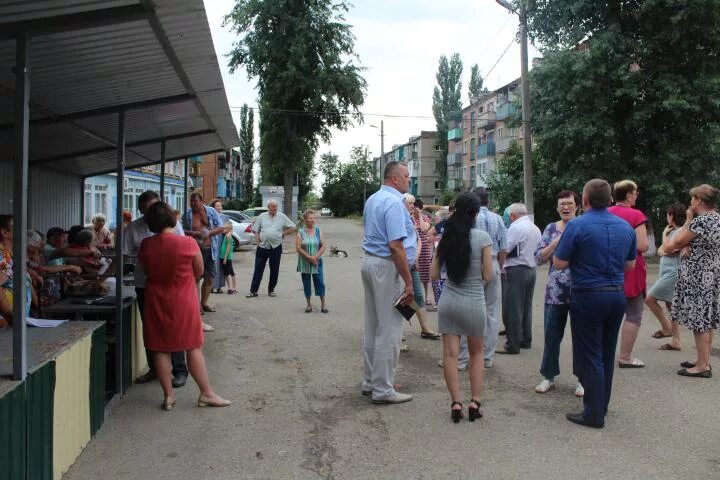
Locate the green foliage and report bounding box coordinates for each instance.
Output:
[439,189,457,206]
[224,0,367,212]
[223,199,250,211]
[319,148,379,217]
[238,104,255,201]
[468,64,486,100]
[432,53,463,188]
[523,0,720,227]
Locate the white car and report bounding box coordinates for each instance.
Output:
[321,207,333,217]
[223,210,255,248]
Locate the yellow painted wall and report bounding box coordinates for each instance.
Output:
[52,334,92,480]
[131,304,148,378]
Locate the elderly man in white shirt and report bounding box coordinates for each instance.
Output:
[498,203,542,354]
[246,200,296,298]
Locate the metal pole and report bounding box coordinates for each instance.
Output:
[159,140,166,201]
[363,146,368,205]
[183,157,189,209]
[519,2,534,218]
[12,32,30,381]
[115,110,125,395]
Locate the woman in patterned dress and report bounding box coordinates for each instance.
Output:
[412,198,435,309]
[664,184,720,378]
[296,210,327,313]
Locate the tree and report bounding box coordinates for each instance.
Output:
[319,147,379,217]
[468,63,486,100]
[225,0,367,213]
[525,0,720,228]
[238,104,255,201]
[432,53,463,188]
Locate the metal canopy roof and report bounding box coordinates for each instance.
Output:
[0,0,239,177]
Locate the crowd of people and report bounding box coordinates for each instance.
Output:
[361,160,719,428]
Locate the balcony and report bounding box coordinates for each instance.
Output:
[495,136,516,153]
[446,152,462,166]
[477,111,496,130]
[477,142,496,157]
[496,102,518,120]
[447,127,462,142]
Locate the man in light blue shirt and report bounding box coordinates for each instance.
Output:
[361,161,415,405]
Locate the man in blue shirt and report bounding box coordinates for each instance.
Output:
[554,179,637,428]
[361,161,415,405]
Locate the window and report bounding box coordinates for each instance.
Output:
[470,138,476,159]
[434,180,440,190]
[84,183,93,224]
[433,144,440,151]
[470,165,476,187]
[463,166,468,180]
[478,160,488,176]
[470,111,476,132]
[463,141,468,155]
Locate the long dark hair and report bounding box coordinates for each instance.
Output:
[436,192,480,283]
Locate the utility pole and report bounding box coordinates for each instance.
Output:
[380,120,384,159]
[496,0,534,218]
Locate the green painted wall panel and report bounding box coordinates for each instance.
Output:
[0,383,26,480]
[26,362,55,480]
[90,325,106,436]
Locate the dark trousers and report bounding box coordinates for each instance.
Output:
[540,303,571,380]
[250,245,283,294]
[503,266,536,352]
[135,288,188,377]
[570,290,626,425]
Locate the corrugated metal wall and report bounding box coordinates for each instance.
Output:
[0,163,82,234]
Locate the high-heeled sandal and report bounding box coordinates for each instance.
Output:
[450,401,463,423]
[162,397,176,411]
[468,399,483,422]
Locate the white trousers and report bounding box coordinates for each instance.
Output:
[361,255,405,399]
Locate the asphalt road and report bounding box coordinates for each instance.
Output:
[65,217,720,480]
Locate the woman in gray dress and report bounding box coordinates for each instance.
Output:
[646,203,685,350]
[431,193,493,422]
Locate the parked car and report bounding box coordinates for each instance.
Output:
[223,210,252,223]
[321,207,333,217]
[241,207,269,220]
[223,210,255,249]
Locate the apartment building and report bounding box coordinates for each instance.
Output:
[447,78,523,190]
[374,131,441,204]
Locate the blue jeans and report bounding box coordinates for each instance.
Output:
[540,303,570,380]
[301,259,326,298]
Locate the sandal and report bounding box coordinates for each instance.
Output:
[658,343,681,351]
[618,358,645,368]
[468,399,483,422]
[451,401,463,423]
[321,308,329,314]
[420,331,442,340]
[651,330,672,339]
[246,292,258,298]
[305,306,313,313]
[201,305,216,313]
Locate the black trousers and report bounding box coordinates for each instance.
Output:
[135,287,188,377]
[250,245,283,294]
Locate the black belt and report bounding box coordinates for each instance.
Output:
[573,285,624,292]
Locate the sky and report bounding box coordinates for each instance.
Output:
[203,0,540,185]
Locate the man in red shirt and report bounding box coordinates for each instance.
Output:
[609,180,650,368]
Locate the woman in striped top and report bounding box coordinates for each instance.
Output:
[296,209,328,313]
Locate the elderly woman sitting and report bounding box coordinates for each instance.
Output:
[91,213,114,249]
[26,230,82,308]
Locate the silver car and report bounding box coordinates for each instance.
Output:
[224,210,255,248]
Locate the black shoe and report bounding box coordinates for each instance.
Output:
[468,399,483,422]
[496,348,520,355]
[246,292,258,298]
[498,330,506,336]
[677,368,712,378]
[136,370,157,384]
[451,401,464,423]
[268,291,277,297]
[172,373,188,388]
[520,343,531,349]
[566,412,604,429]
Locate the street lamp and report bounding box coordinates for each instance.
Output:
[496,0,534,218]
[369,121,385,180]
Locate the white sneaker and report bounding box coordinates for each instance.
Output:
[372,392,413,404]
[574,383,585,397]
[484,358,494,369]
[437,359,467,371]
[202,322,215,332]
[535,379,555,393]
[400,342,410,352]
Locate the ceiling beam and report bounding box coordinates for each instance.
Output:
[0,4,152,41]
[80,148,226,179]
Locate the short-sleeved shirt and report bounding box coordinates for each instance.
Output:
[183,205,223,260]
[124,217,184,288]
[252,212,296,249]
[44,244,65,267]
[362,185,416,262]
[92,227,114,248]
[505,216,542,268]
[474,207,507,256]
[608,205,648,298]
[220,234,235,261]
[535,222,571,304]
[555,208,637,290]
